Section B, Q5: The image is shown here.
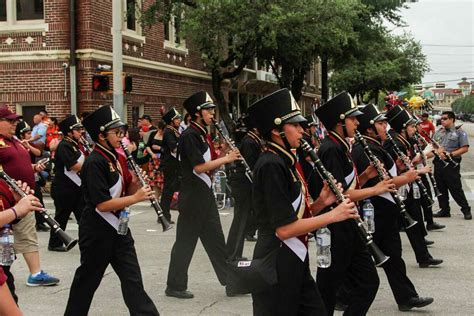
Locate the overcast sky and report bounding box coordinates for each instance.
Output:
[391,0,473,88]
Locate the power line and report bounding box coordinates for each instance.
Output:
[422,44,474,47]
[422,78,474,84]
[427,72,474,75]
[425,53,473,56]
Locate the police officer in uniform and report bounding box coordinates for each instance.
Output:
[165,91,241,299]
[384,106,443,268]
[249,88,358,315]
[159,107,181,224]
[315,92,396,315]
[432,111,471,220]
[227,114,262,259]
[48,115,84,252]
[352,104,434,311]
[65,106,159,316]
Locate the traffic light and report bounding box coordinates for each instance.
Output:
[92,75,110,92]
[124,75,132,93]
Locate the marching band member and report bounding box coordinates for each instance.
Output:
[249,88,358,315]
[48,115,84,252]
[165,91,240,299]
[65,106,159,316]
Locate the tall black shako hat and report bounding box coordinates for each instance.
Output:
[248,88,306,136]
[162,107,181,124]
[59,115,83,135]
[82,105,125,141]
[386,105,417,132]
[304,115,317,127]
[183,91,216,116]
[315,91,363,130]
[15,121,31,138]
[242,113,256,130]
[357,104,387,133]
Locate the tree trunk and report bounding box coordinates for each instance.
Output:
[211,69,234,134]
[321,55,329,104]
[291,67,306,102]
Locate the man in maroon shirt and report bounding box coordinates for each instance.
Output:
[0,105,59,287]
[419,113,436,140]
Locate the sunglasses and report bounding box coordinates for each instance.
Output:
[440,117,450,121]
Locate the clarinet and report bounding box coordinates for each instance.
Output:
[300,139,389,267]
[0,169,78,251]
[80,136,93,154]
[415,132,449,168]
[419,130,459,168]
[385,133,434,207]
[120,142,173,232]
[354,131,418,229]
[412,134,442,197]
[211,118,253,183]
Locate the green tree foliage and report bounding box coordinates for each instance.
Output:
[452,95,474,113]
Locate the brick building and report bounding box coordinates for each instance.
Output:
[0,0,320,126]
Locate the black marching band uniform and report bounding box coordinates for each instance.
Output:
[65,106,159,316]
[314,92,379,315]
[351,104,433,310]
[166,91,228,299]
[159,107,181,223]
[249,88,326,315]
[384,106,443,268]
[296,115,320,200]
[48,115,84,251]
[227,114,262,259]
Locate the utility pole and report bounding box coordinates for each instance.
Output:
[112,1,124,119]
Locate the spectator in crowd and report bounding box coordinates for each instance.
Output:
[46,117,60,151]
[419,113,436,140]
[179,113,191,134]
[31,114,48,150]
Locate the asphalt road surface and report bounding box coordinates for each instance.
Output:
[10,122,474,315]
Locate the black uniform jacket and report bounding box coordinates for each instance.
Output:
[161,125,180,168]
[53,137,84,191]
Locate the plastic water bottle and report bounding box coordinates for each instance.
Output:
[412,182,421,199]
[362,200,375,233]
[398,184,408,201]
[0,225,15,266]
[316,227,331,268]
[117,208,130,235]
[214,173,221,193]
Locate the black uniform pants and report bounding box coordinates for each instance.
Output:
[372,201,418,305]
[434,162,470,214]
[49,186,83,248]
[166,198,227,291]
[420,174,435,225]
[404,196,431,263]
[227,182,253,259]
[252,249,327,316]
[316,221,379,316]
[159,163,180,221]
[65,225,158,316]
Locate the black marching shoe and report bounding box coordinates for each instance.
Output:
[165,287,194,299]
[462,211,472,220]
[426,222,446,231]
[398,296,434,311]
[48,245,67,252]
[245,235,257,242]
[433,210,451,218]
[424,239,434,246]
[334,301,348,311]
[419,257,443,268]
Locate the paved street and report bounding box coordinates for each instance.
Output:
[9,122,474,316]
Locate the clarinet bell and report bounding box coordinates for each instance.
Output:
[367,241,390,267]
[402,212,418,230]
[158,216,174,232]
[57,229,78,251]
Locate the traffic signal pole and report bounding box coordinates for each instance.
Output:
[112,1,124,119]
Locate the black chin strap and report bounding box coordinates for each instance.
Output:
[341,120,349,138]
[278,128,292,151]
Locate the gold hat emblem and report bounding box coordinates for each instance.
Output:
[274,118,282,125]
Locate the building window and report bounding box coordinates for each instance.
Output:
[164,15,187,53]
[121,0,145,43]
[0,0,46,33]
[16,0,43,21]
